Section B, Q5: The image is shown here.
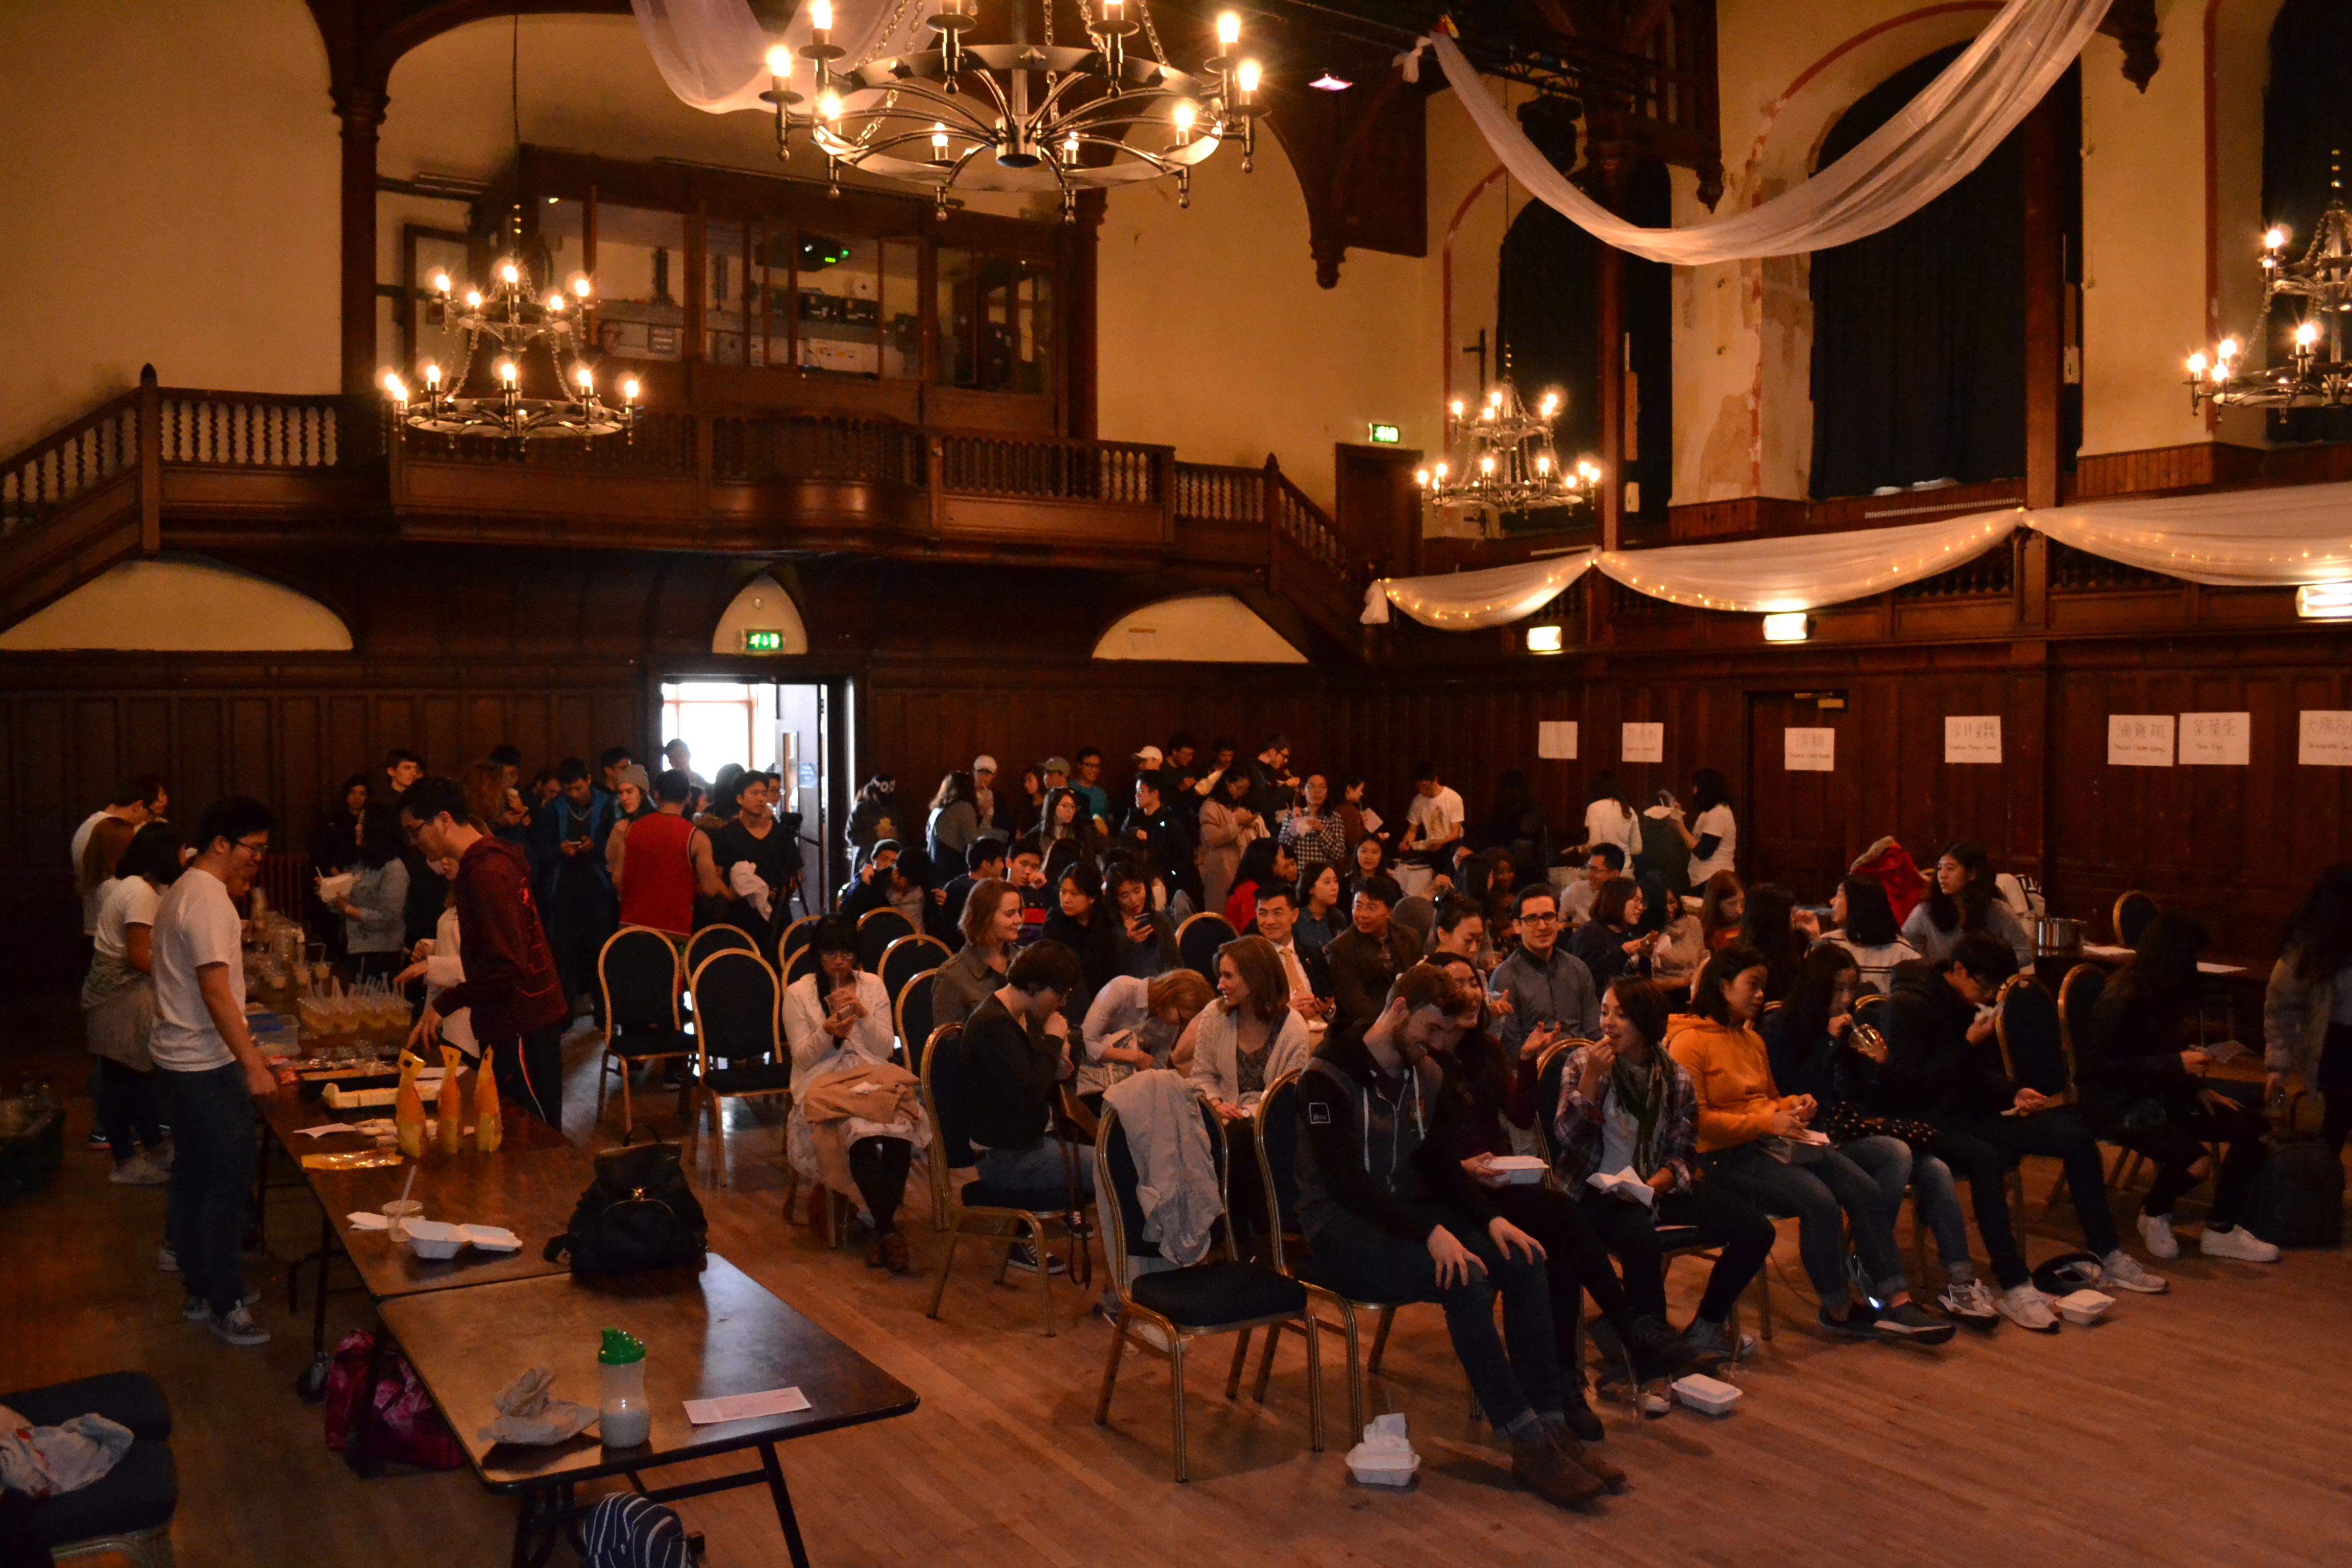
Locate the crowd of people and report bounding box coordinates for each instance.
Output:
[63,729,2348,1511]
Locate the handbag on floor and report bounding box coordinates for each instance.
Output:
[2245,1134,2344,1247]
[322,1330,464,1472]
[582,1493,693,1568]
[545,1135,708,1276]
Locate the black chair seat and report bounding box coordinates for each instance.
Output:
[703,1062,793,1094]
[961,1178,1079,1212]
[4,1372,172,1440]
[1130,1261,1307,1328]
[30,1439,176,1546]
[609,1027,694,1060]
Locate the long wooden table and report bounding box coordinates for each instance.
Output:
[383,1254,920,1568]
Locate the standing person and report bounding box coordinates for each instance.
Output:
[85,822,184,1186]
[1195,768,1263,917]
[614,770,725,942]
[72,776,167,921]
[1245,734,1297,827]
[375,748,425,806]
[1487,885,1602,1052]
[599,768,653,890]
[1336,775,1383,853]
[1069,747,1113,834]
[2080,913,2280,1263]
[1663,769,1737,889]
[925,771,984,871]
[933,878,1022,1031]
[1119,773,1196,908]
[307,774,371,953]
[1278,773,1347,881]
[401,778,568,1126]
[79,815,141,949]
[1037,785,1103,889]
[844,774,900,875]
[532,760,618,1024]
[1160,736,1205,835]
[1900,841,2033,966]
[971,755,1012,839]
[1010,767,1046,838]
[324,806,411,981]
[706,771,797,939]
[150,797,291,1345]
[2265,865,2352,1152]
[1581,773,1641,869]
[661,739,710,800]
[597,747,635,800]
[1398,763,1466,874]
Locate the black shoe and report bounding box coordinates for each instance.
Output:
[1816,1304,1877,1340]
[1005,1243,1067,1277]
[1870,1301,1957,1345]
[1845,1250,1883,1311]
[1622,1313,1703,1379]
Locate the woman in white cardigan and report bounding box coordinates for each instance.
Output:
[1180,934,1313,1122]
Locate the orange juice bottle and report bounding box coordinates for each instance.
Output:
[393,1049,426,1160]
[436,1045,464,1154]
[474,1054,503,1154]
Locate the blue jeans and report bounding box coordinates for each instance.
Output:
[975,1138,1095,1200]
[1842,1134,1973,1275]
[151,1062,256,1316]
[1705,1140,1909,1308]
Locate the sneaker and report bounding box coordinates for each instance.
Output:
[2099,1249,2169,1294]
[1004,1243,1067,1277]
[1845,1250,1883,1310]
[1512,1432,1607,1509]
[1997,1282,2061,1333]
[1622,1313,1703,1379]
[2198,1224,2282,1264]
[87,1128,112,1153]
[1634,1378,1674,1419]
[1816,1304,1877,1340]
[109,1154,170,1186]
[1681,1317,1756,1363]
[207,1304,272,1347]
[145,1141,174,1169]
[1870,1301,1957,1345]
[2137,1211,2180,1260]
[1937,1279,2000,1326]
[157,1241,178,1273]
[186,1289,261,1320]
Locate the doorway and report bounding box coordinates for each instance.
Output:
[1742,691,1857,897]
[659,678,840,908]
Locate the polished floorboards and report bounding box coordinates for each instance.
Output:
[6,1001,2350,1567]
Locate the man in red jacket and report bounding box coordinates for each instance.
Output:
[400,776,569,1126]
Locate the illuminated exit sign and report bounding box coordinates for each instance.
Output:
[1367,422,1401,445]
[742,629,784,653]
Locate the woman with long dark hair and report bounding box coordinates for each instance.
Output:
[1293,862,1348,953]
[1343,831,1392,906]
[2081,912,2279,1262]
[925,770,983,870]
[1038,784,1102,888]
[1668,768,1737,887]
[1195,767,1263,916]
[1042,862,1117,993]
[1106,860,1178,978]
[327,805,412,980]
[1222,836,1296,933]
[1278,771,1346,878]
[84,821,185,1183]
[1735,883,1810,1002]
[1699,871,1745,954]
[1582,771,1640,866]
[1900,841,2031,966]
[1570,876,1659,988]
[309,772,371,951]
[2266,864,2352,1150]
[1819,875,1920,994]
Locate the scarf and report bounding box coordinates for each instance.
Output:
[1609,1047,1670,1175]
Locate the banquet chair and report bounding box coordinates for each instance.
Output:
[879,933,952,1004]
[782,943,821,990]
[894,969,939,1076]
[2056,963,2138,1189]
[1389,895,1436,958]
[595,926,696,1136]
[775,914,818,971]
[1993,974,2074,1221]
[8,1372,177,1568]
[1175,913,1237,980]
[856,908,915,971]
[684,949,792,1191]
[920,1025,1092,1336]
[2113,890,2161,949]
[1096,1097,1322,1481]
[684,923,757,976]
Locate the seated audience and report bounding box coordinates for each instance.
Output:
[1488,885,1602,1052]
[780,916,924,1273]
[1427,896,1488,976]
[1294,964,1616,1509]
[1038,784,1104,888]
[85,821,185,1186]
[1698,871,1745,953]
[1647,877,1707,994]
[960,941,1091,1274]
[933,878,1021,1032]
[1735,883,1812,1003]
[1070,746,1115,834]
[1569,876,1661,989]
[1293,863,1348,953]
[1042,863,1116,992]
[1560,842,1625,928]
[2263,865,2352,1153]
[1667,947,1954,1344]
[1007,835,1051,947]
[1105,861,1177,978]
[1251,883,1333,1039]
[1195,767,1264,916]
[1553,977,1777,1365]
[2080,913,2279,1263]
[1901,841,2032,966]
[1817,875,1920,994]
[1324,876,1419,1027]
[1183,935,1314,1121]
[1076,968,1213,1108]
[941,837,1008,939]
[1223,837,1298,933]
[1343,830,1393,905]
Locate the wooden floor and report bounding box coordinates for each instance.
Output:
[7,998,2351,1567]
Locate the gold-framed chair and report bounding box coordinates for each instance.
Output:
[594,926,697,1136]
[774,914,818,972]
[918,1024,1093,1335]
[878,933,952,1004]
[854,907,916,971]
[1174,912,1238,980]
[893,967,940,1074]
[683,948,793,1191]
[1094,1097,1323,1481]
[2112,890,2160,949]
[684,921,758,975]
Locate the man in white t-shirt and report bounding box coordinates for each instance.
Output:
[72,775,167,935]
[1400,762,1466,869]
[150,795,292,1348]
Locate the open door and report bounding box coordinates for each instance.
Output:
[660,678,839,916]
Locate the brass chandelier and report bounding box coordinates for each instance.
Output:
[2186,163,2352,413]
[759,0,1263,220]
[1414,380,1601,518]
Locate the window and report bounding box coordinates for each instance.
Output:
[593,205,688,362]
[795,230,881,377]
[660,681,779,778]
[936,248,1055,393]
[2263,0,2352,444]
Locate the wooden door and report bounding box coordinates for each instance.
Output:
[1334,442,1425,574]
[1742,692,1859,900]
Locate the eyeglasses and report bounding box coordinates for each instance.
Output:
[1520,911,1561,925]
[233,836,271,854]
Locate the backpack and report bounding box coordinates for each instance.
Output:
[2246,1135,2345,1248]
[582,1493,692,1568]
[323,1330,465,1472]
[545,1137,708,1275]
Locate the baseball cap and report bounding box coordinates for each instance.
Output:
[1042,755,1072,775]
[972,754,997,774]
[1134,745,1164,768]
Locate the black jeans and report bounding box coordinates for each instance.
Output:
[2118,1095,2270,1229]
[96,1057,163,1163]
[1306,1202,1562,1433]
[1703,1140,1906,1308]
[1581,1180,1776,1326]
[2319,1021,2352,1154]
[481,1024,566,1128]
[1490,1184,1592,1372]
[848,1136,913,1235]
[1937,1108,2120,1287]
[151,1063,256,1316]
[545,888,616,1025]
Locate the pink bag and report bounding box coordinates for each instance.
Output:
[322,1330,464,1471]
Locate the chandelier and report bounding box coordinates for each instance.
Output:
[2186,164,2352,412]
[382,215,642,443]
[759,0,1261,221]
[1414,380,1601,518]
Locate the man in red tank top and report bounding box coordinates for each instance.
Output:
[616,770,723,939]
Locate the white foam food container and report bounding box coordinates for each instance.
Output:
[401,1218,467,1260]
[2055,1288,2113,1325]
[1671,1373,1743,1415]
[1487,1155,1549,1186]
[457,1224,521,1253]
[1346,1453,1421,1487]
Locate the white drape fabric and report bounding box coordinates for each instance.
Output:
[1981,483,2352,586]
[1362,551,1595,627]
[630,0,927,114]
[1426,0,2111,266]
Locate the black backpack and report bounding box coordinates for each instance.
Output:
[2246,1135,2345,1248]
[545,1137,709,1275]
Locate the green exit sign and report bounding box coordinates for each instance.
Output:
[742,629,783,653]
[1367,422,1402,445]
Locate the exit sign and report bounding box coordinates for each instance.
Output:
[1367,422,1401,445]
[742,629,784,653]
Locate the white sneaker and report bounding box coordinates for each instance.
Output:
[109,1154,169,1186]
[2099,1249,2168,1294]
[183,1288,261,1322]
[146,1141,174,1169]
[157,1242,178,1273]
[1937,1279,2000,1325]
[2199,1225,2282,1263]
[2137,1212,2180,1260]
[208,1304,271,1347]
[1997,1282,2060,1333]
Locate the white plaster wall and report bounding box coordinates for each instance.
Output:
[0,558,351,650]
[1090,593,1306,663]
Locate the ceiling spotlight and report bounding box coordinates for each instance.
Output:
[1309,74,1352,91]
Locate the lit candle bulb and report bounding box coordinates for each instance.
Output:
[1216,11,1240,49]
[621,377,641,403]
[1062,131,1080,162]
[1449,398,1464,418]
[810,0,831,36]
[1413,469,1429,487]
[2218,336,2240,359]
[574,364,594,393]
[1539,390,1559,416]
[932,121,950,161]
[572,275,593,299]
[767,44,792,81]
[1536,454,1552,475]
[2266,226,2288,249]
[381,371,406,402]
[2186,351,2208,375]
[1479,455,1496,475]
[1236,59,1260,99]
[423,362,442,389]
[1104,0,1125,22]
[1173,101,1196,140]
[499,260,520,284]
[547,292,565,312]
[464,288,483,309]
[2296,320,2320,349]
[818,87,842,121]
[431,272,451,295]
[497,359,517,386]
[1433,462,1448,480]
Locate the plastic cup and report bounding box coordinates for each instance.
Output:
[380,1199,423,1240]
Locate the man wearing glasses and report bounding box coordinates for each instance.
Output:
[1487,886,1601,1058]
[150,797,295,1347]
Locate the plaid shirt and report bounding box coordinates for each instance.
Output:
[1551,1045,1698,1194]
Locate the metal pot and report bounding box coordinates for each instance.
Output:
[2036,916,2083,956]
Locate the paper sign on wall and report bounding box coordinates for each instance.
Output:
[2299,710,2352,766]
[2106,715,2175,767]
[1944,716,2002,764]
[1621,722,1663,763]
[2177,712,2250,767]
[1784,727,1836,771]
[1537,721,1579,761]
